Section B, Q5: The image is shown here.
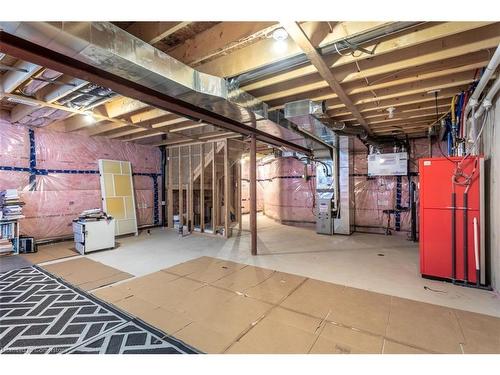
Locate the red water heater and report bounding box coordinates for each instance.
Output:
[419,156,485,286]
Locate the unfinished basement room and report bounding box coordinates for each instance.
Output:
[1,3,500,369]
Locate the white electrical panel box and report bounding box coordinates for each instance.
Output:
[367,152,408,176]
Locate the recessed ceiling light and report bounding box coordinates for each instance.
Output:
[272,28,289,41]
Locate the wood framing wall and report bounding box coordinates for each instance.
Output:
[165,139,245,238]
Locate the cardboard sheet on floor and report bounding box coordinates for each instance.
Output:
[212,265,275,293]
[382,340,430,354]
[182,260,246,284]
[454,309,500,354]
[88,256,500,354]
[385,297,464,353]
[160,256,217,276]
[225,307,321,354]
[42,257,132,291]
[244,271,306,304]
[281,278,391,335]
[21,242,78,264]
[309,322,383,354]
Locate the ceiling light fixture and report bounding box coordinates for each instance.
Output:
[272,28,289,41]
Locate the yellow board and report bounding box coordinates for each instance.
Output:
[105,197,125,220]
[99,159,138,236]
[102,160,122,174]
[124,196,134,219]
[103,174,115,196]
[114,175,132,196]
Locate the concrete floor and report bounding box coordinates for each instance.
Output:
[45,213,500,318]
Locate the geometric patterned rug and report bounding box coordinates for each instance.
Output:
[0,266,199,354]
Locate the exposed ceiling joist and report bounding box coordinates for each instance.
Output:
[241,22,495,92]
[283,21,373,136]
[327,84,470,117]
[168,22,278,65]
[124,22,191,45]
[261,60,488,107]
[198,21,390,77]
[252,47,493,103]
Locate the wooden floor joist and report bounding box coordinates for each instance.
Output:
[283,22,373,136]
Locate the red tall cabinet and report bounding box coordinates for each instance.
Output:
[419,156,485,285]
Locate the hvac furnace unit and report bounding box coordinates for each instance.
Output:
[419,156,486,287]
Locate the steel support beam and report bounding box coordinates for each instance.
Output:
[0,31,311,155]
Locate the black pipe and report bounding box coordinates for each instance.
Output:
[410,181,417,242]
[160,145,167,227]
[463,192,469,283]
[451,192,456,282]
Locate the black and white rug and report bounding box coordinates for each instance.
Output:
[0,266,199,354]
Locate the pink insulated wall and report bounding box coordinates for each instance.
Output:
[240,137,431,234]
[0,120,161,241]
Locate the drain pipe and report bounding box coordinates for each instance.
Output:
[464,44,500,120]
[473,75,500,120]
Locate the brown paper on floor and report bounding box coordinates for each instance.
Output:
[161,256,221,277]
[89,256,500,354]
[382,340,430,354]
[225,307,322,354]
[181,260,247,284]
[21,241,78,264]
[281,279,391,336]
[454,309,500,354]
[244,271,306,304]
[42,257,132,291]
[386,297,465,353]
[113,295,192,335]
[309,322,384,354]
[212,265,275,293]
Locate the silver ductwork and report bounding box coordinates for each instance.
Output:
[334,136,354,235]
[284,99,353,235]
[284,99,336,148]
[0,21,309,150]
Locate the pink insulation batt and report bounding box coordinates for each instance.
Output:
[241,137,429,233]
[241,157,315,223]
[0,120,161,240]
